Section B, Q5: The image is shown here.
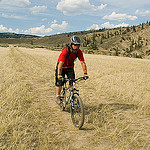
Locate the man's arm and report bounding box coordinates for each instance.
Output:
[58,61,64,75]
[80,61,87,74]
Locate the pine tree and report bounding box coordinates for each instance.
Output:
[30,40,33,45]
[90,33,98,50]
[100,38,103,44]
[126,26,130,32]
[133,26,136,32]
[142,23,144,29]
[107,31,109,38]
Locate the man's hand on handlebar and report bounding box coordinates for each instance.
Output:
[83,73,89,80]
[57,74,63,82]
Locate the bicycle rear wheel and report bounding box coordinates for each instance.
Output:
[70,94,85,129]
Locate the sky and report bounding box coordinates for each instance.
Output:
[0,0,150,36]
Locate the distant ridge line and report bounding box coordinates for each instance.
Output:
[0,32,39,38]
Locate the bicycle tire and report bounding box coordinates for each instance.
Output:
[70,94,85,129]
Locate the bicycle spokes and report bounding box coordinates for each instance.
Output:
[71,94,84,129]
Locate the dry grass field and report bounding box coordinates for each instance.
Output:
[0,46,150,150]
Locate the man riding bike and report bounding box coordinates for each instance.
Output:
[55,36,88,104]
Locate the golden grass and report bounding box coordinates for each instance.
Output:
[0,46,150,149]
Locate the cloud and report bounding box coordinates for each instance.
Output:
[97,0,150,9]
[87,24,99,30]
[100,22,129,28]
[30,6,47,15]
[100,22,116,28]
[1,13,27,19]
[114,22,129,28]
[50,21,68,30]
[52,19,57,24]
[56,0,107,16]
[24,20,69,35]
[87,22,129,30]
[97,4,107,10]
[24,25,53,34]
[135,10,150,16]
[103,12,137,21]
[0,0,31,7]
[0,24,19,33]
[42,18,48,21]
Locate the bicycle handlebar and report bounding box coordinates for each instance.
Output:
[63,76,88,83]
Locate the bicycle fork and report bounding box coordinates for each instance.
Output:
[70,92,79,110]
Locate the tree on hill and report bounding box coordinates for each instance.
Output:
[90,33,98,50]
[133,26,136,32]
[126,26,130,32]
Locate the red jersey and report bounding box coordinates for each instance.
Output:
[57,46,84,69]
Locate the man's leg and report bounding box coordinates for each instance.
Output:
[55,67,61,104]
[67,68,75,86]
[55,67,65,104]
[56,86,62,96]
[55,86,62,104]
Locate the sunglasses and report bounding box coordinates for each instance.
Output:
[73,44,80,46]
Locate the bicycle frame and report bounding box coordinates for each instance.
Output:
[60,77,85,107]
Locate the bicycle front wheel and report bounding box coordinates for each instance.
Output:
[70,94,85,129]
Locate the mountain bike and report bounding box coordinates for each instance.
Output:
[59,77,88,129]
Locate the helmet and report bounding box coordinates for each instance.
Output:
[69,36,82,45]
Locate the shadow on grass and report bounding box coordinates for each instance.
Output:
[60,102,138,131]
[83,102,139,129]
[80,127,95,131]
[84,102,138,115]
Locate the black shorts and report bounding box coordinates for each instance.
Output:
[55,67,75,86]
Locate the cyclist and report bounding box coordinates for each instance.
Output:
[55,36,88,104]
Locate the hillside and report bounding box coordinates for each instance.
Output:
[0,22,150,59]
[0,33,39,38]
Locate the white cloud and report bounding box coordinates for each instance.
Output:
[97,4,107,10]
[87,22,129,30]
[87,24,99,30]
[42,18,48,21]
[103,12,137,21]
[100,22,129,28]
[23,21,69,35]
[100,22,115,28]
[0,0,31,7]
[0,24,19,33]
[24,25,53,34]
[52,19,57,24]
[50,21,68,30]
[115,23,129,28]
[56,0,107,16]
[30,6,47,15]
[135,10,150,16]
[1,13,26,19]
[98,0,150,9]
